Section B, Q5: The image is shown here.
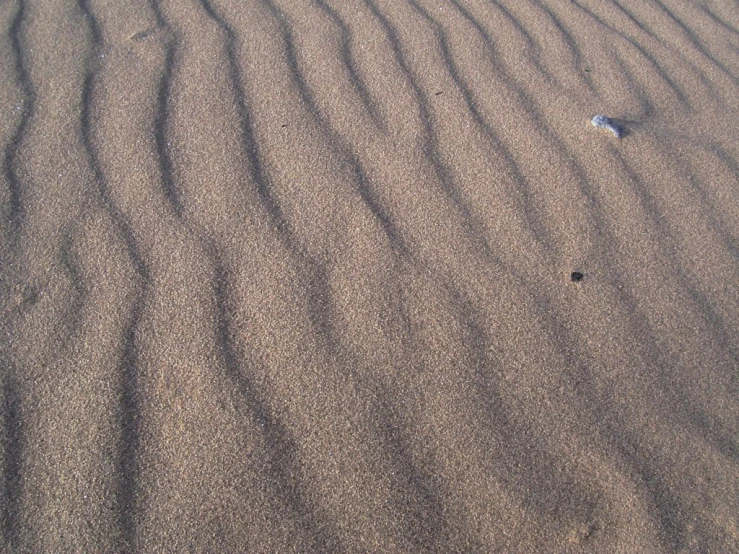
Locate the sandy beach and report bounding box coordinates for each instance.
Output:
[1,0,738,551]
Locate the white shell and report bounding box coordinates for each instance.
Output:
[591,115,622,138]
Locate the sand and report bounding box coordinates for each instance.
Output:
[1,0,738,552]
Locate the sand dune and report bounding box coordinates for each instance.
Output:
[1,0,738,551]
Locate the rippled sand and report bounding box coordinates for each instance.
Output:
[1,0,738,551]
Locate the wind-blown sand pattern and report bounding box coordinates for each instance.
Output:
[1,0,738,551]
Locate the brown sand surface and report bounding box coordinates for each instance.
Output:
[1,0,738,551]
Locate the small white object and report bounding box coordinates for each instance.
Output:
[591,115,622,138]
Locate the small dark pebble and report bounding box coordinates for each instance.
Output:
[281,124,288,128]
[435,91,443,95]
[571,271,584,282]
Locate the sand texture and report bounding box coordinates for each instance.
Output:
[1,0,738,552]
